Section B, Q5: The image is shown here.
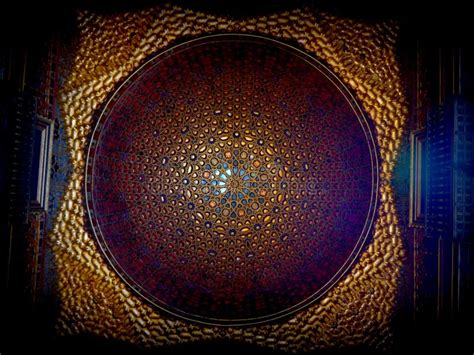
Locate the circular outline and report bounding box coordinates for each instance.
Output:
[85,33,379,326]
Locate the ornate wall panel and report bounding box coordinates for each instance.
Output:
[52,4,407,352]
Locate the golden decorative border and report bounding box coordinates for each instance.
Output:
[52,4,407,352]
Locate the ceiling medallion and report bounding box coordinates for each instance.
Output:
[85,34,379,326]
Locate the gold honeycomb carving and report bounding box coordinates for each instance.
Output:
[52,4,407,352]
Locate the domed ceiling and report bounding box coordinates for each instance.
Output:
[85,34,379,325]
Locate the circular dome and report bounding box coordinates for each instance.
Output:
[85,34,379,326]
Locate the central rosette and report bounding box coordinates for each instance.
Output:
[200,149,268,219]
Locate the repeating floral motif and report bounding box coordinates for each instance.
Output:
[86,37,378,324]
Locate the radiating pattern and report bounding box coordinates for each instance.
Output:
[86,36,378,324]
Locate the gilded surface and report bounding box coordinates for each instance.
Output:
[52,4,407,352]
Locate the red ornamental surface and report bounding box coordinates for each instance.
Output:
[86,35,379,325]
